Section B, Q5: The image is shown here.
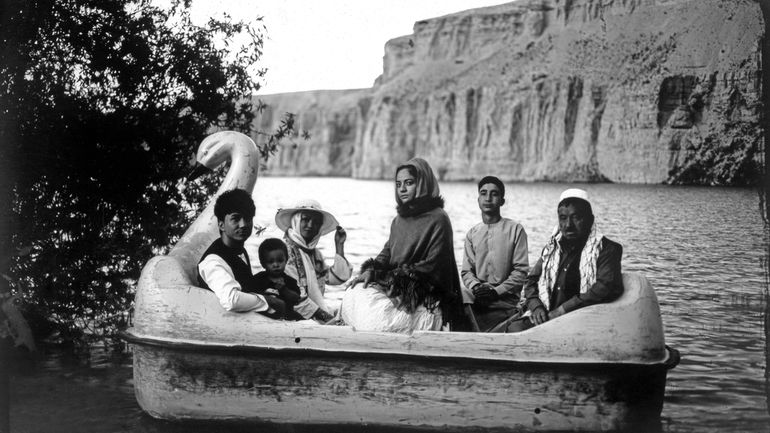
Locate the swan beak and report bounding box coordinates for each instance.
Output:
[186,164,213,181]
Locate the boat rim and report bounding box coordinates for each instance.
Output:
[119,329,680,370]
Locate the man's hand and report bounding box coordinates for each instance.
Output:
[472,284,499,307]
[548,305,566,320]
[531,306,549,325]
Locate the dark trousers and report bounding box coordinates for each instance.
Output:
[471,296,521,332]
[489,314,535,333]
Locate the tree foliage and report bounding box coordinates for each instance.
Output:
[0,0,288,343]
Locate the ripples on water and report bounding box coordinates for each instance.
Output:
[10,178,770,432]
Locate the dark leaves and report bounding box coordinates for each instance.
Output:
[0,0,289,343]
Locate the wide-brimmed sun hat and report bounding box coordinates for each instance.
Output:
[275,199,339,236]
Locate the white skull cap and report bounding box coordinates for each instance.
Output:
[558,188,590,205]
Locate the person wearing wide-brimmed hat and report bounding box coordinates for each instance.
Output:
[493,188,624,333]
[275,199,352,322]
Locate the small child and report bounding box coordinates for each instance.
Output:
[245,238,303,321]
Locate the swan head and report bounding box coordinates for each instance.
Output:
[186,131,256,181]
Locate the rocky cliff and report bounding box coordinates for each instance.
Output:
[256,0,765,184]
[252,89,370,176]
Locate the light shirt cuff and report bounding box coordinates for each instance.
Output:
[198,255,268,312]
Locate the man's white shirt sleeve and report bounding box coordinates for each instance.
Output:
[198,255,269,312]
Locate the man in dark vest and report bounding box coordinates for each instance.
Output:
[198,188,281,317]
[494,188,623,332]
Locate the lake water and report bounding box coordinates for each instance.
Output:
[9,177,770,432]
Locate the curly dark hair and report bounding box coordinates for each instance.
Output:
[214,188,255,221]
[258,238,288,265]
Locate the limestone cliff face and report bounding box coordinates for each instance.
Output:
[252,89,370,176]
[258,0,764,184]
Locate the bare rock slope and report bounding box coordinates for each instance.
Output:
[253,89,370,176]
[256,0,764,184]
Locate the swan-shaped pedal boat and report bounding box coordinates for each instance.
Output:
[122,131,679,431]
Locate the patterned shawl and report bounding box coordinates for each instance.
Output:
[362,157,463,326]
[284,213,330,313]
[537,222,604,310]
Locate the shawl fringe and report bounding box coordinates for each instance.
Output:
[396,196,444,218]
[360,259,441,314]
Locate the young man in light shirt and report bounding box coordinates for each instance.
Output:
[197,188,281,317]
[462,176,529,332]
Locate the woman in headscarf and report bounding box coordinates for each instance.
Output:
[275,199,352,322]
[341,158,465,332]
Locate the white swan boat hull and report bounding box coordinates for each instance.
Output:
[123,266,677,431]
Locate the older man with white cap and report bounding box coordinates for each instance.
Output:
[493,188,623,332]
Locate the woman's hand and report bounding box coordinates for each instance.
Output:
[334,226,346,255]
[345,270,373,290]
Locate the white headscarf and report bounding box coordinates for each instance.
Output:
[286,212,329,312]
